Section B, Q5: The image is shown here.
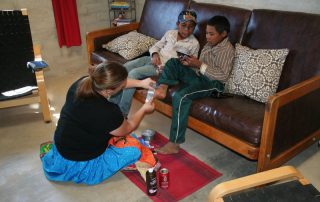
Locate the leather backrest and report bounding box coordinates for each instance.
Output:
[138,0,188,40]
[190,2,251,50]
[242,9,320,91]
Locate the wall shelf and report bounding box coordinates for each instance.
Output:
[108,0,136,27]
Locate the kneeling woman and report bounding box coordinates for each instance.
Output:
[41,62,155,185]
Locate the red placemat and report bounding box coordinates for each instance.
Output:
[122,132,222,201]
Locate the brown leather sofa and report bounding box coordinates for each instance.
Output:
[86,0,320,172]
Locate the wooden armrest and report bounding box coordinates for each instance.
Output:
[86,22,139,64]
[33,44,42,61]
[208,166,308,202]
[267,75,320,109]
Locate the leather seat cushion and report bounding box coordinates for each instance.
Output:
[191,95,264,146]
[163,89,265,146]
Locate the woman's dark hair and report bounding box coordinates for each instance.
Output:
[207,16,230,34]
[76,61,128,98]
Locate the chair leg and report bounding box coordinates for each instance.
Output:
[35,70,51,122]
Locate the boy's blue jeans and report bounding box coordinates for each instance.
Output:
[109,56,158,116]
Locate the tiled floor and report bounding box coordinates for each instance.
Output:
[0,64,319,202]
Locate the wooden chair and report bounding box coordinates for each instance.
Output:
[208,166,320,202]
[0,9,51,122]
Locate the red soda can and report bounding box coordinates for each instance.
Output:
[159,168,169,189]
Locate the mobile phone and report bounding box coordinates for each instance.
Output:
[177,51,190,58]
[145,89,155,103]
[177,51,190,61]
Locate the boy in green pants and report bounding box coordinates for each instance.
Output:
[155,16,235,154]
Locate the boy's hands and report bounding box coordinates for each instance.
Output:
[180,55,202,68]
[152,53,164,73]
[151,53,161,66]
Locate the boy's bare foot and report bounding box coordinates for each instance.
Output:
[155,142,180,154]
[154,84,168,99]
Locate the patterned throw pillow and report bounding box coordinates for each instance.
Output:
[102,31,158,60]
[225,44,289,103]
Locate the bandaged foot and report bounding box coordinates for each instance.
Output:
[136,159,161,182]
[155,142,180,154]
[154,84,168,100]
[136,161,152,182]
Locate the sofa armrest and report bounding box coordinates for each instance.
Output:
[267,75,320,108]
[258,75,320,171]
[86,22,139,64]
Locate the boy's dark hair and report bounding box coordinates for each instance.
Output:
[207,16,230,34]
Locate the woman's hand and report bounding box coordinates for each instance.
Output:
[140,78,156,90]
[142,98,155,114]
[180,55,202,68]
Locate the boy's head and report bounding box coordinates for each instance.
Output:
[206,16,230,46]
[176,10,197,39]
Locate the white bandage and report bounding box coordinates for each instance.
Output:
[199,63,208,75]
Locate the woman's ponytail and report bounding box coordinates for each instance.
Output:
[76,62,128,99]
[76,76,96,98]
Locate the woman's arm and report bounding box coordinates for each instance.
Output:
[110,99,155,136]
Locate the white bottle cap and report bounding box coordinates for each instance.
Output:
[148,168,154,173]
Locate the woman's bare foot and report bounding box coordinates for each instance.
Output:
[154,84,168,100]
[155,142,180,154]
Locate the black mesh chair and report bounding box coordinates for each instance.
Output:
[0,9,51,122]
[209,166,320,202]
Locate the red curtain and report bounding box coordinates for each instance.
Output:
[52,0,82,47]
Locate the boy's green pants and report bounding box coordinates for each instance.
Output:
[157,58,224,144]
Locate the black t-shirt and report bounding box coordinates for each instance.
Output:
[54,77,124,161]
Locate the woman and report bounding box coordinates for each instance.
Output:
[41,62,155,185]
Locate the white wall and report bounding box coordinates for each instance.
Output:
[0,0,319,75]
[193,0,320,14]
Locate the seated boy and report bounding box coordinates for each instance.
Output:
[110,10,200,117]
[155,16,235,154]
